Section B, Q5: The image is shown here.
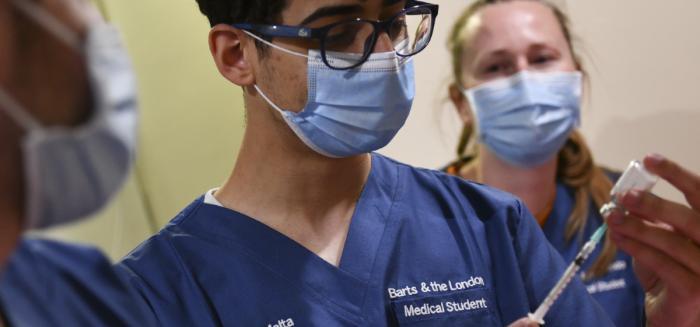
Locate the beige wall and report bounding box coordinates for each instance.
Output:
[43,0,698,259]
[380,0,700,205]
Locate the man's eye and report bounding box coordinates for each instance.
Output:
[392,16,407,29]
[389,20,408,42]
[326,27,355,44]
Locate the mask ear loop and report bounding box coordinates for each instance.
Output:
[457,82,487,163]
[253,84,288,117]
[240,30,307,116]
[0,89,41,131]
[11,0,81,51]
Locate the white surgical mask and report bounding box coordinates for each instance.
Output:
[0,1,138,230]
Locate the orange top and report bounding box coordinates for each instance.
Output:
[444,160,555,227]
[534,195,555,227]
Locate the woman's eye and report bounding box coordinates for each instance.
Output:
[532,55,553,65]
[484,64,503,74]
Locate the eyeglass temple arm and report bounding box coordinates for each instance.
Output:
[231,23,319,39]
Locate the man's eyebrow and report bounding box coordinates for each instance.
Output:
[300,4,364,25]
[383,0,404,6]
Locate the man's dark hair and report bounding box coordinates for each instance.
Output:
[195,0,288,56]
[195,0,288,27]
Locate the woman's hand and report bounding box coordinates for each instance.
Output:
[607,154,700,327]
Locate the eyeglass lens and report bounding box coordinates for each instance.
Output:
[321,7,433,69]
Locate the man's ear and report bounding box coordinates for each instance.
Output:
[448,83,473,125]
[209,25,256,86]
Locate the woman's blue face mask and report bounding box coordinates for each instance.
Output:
[463,70,583,168]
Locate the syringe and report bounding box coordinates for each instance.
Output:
[528,160,658,325]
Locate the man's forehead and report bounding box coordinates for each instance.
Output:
[283,0,406,24]
[298,0,403,6]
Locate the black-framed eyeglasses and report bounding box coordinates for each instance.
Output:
[232,1,439,70]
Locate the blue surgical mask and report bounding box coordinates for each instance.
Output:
[463,71,582,167]
[0,1,138,229]
[245,31,415,158]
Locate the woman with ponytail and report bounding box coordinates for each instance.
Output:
[444,1,700,326]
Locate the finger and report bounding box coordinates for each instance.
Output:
[632,259,661,296]
[620,190,700,243]
[610,231,700,300]
[607,211,700,275]
[644,154,700,210]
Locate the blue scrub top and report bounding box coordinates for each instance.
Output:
[117,154,612,326]
[0,238,156,326]
[543,178,646,327]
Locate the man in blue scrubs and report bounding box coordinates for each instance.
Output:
[116,0,613,325]
[0,0,154,325]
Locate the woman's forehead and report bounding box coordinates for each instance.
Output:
[466,1,568,56]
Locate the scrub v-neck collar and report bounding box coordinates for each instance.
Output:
[180,153,400,319]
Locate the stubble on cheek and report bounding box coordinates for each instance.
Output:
[261,51,309,113]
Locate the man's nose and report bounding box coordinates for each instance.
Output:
[372,31,394,53]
